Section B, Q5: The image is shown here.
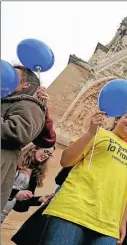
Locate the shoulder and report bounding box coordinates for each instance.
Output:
[93,127,112,146]
[12,99,43,112]
[6,99,45,122]
[98,127,111,137]
[5,95,45,114]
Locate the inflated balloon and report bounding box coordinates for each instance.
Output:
[17,39,55,72]
[1,60,19,98]
[98,79,127,117]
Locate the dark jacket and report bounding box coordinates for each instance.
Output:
[11,166,69,213]
[1,95,46,212]
[9,172,42,213]
[55,167,72,185]
[11,167,73,245]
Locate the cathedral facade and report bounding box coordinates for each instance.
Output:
[47,17,127,147]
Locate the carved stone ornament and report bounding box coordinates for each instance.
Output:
[55,76,117,144]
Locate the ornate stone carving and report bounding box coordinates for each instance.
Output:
[55,78,116,143]
[48,17,127,146]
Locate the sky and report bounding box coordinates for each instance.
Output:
[1,1,127,88]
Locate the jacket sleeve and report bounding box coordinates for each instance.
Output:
[55,167,73,186]
[33,107,56,148]
[13,196,42,212]
[13,175,41,212]
[8,189,20,201]
[1,100,45,149]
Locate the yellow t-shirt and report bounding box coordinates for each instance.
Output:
[44,128,127,239]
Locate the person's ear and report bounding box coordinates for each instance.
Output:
[22,82,31,89]
[114,117,120,125]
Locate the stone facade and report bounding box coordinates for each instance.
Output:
[47,17,127,146]
[47,62,94,122]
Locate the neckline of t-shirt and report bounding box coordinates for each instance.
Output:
[107,129,126,145]
[98,127,126,145]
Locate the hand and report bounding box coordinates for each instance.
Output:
[38,194,54,203]
[16,190,33,201]
[36,87,49,102]
[117,222,126,245]
[89,111,105,136]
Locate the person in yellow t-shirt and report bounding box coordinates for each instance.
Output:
[39,111,127,245]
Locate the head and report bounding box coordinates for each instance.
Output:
[33,148,51,163]
[12,65,40,96]
[112,114,127,140]
[18,145,52,187]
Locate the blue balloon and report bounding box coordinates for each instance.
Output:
[98,79,127,117]
[1,60,19,98]
[17,39,55,72]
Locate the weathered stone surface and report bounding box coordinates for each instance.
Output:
[55,76,117,145]
[47,63,94,122]
[47,17,127,145]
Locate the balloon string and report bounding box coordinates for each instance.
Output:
[37,68,41,81]
[35,66,41,85]
[88,126,100,171]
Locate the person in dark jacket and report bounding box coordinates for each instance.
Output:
[11,166,72,245]
[1,145,54,222]
[1,64,56,213]
[1,65,47,212]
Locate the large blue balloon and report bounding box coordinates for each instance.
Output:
[1,60,19,98]
[17,39,55,72]
[98,79,127,117]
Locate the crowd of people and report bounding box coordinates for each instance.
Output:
[1,64,127,245]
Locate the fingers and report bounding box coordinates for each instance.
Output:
[37,86,46,91]
[24,190,33,199]
[117,239,123,245]
[45,194,54,199]
[24,194,33,199]
[39,194,54,203]
[37,88,49,102]
[91,112,105,126]
[117,228,126,245]
[38,95,49,100]
[92,110,106,117]
[16,190,33,200]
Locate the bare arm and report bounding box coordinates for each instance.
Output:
[122,204,127,225]
[60,111,105,168]
[117,204,127,244]
[60,131,94,167]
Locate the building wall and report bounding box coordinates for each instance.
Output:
[47,63,93,122]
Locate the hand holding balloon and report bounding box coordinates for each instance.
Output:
[36,87,49,103]
[88,111,105,136]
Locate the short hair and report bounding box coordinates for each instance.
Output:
[14,65,40,96]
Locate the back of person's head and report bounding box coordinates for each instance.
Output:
[13,65,40,96]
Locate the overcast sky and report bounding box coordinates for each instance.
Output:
[1,1,127,87]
